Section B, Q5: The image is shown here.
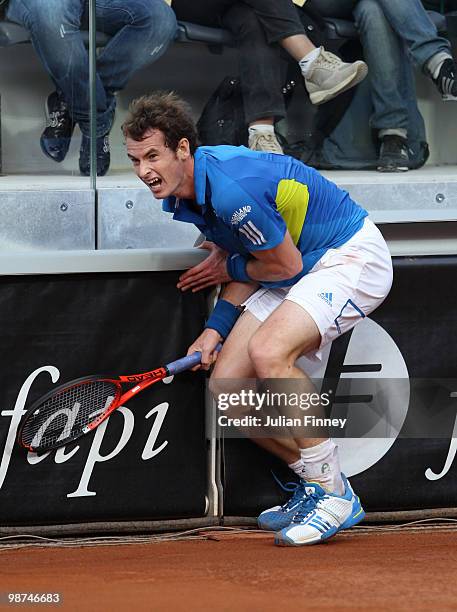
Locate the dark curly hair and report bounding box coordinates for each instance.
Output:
[122,91,198,154]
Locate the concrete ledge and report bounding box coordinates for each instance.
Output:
[0,248,207,275]
[322,166,457,223]
[1,167,457,251]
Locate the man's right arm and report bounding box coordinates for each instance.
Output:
[187,280,258,369]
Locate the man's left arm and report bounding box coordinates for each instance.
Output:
[177,230,302,292]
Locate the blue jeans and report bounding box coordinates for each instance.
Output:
[7,0,177,136]
[311,0,451,133]
[356,0,452,133]
[356,0,451,70]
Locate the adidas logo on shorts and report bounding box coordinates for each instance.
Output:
[318,292,333,306]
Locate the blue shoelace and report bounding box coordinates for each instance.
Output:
[281,483,307,511]
[271,472,313,513]
[292,492,326,523]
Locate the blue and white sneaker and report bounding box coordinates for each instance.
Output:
[274,475,365,546]
[258,481,311,531]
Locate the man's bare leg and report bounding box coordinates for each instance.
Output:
[210,310,303,465]
[247,299,343,494]
[211,303,340,492]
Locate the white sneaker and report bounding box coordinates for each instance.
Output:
[304,48,368,105]
[248,131,284,154]
[274,475,365,546]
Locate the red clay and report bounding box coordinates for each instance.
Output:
[1,529,457,612]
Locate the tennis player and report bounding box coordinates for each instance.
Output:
[123,92,393,546]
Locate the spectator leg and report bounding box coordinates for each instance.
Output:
[95,0,177,126]
[354,0,409,137]
[226,0,369,110]
[6,0,107,134]
[367,0,451,70]
[92,0,176,137]
[304,0,355,20]
[171,0,235,27]
[236,0,306,45]
[222,4,286,126]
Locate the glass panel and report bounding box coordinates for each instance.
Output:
[91,0,234,249]
[90,0,184,247]
[0,0,94,250]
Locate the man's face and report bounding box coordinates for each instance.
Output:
[126,128,191,199]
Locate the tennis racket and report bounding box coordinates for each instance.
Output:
[18,345,222,453]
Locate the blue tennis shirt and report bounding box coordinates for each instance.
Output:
[163,145,368,288]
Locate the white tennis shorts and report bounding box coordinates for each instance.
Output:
[243,218,393,358]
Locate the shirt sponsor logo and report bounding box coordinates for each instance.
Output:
[230,205,251,225]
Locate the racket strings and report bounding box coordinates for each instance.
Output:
[21,380,119,451]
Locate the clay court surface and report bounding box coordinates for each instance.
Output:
[1,527,457,611]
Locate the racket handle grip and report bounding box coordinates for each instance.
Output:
[166,343,223,376]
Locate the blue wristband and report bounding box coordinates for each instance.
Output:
[205,299,242,339]
[226,253,251,282]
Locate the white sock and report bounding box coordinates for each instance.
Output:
[433,58,446,79]
[248,124,275,137]
[299,47,321,78]
[288,457,308,480]
[426,51,452,79]
[299,439,344,495]
[379,128,407,140]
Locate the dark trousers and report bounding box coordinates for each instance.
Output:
[172,0,305,123]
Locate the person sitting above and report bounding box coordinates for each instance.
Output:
[308,0,457,171]
[5,0,177,175]
[170,0,368,154]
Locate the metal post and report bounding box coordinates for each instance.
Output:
[88,0,97,190]
[0,94,2,175]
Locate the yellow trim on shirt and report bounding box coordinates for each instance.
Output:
[275,179,309,246]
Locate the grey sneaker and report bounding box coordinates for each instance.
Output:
[248,132,284,154]
[305,48,368,105]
